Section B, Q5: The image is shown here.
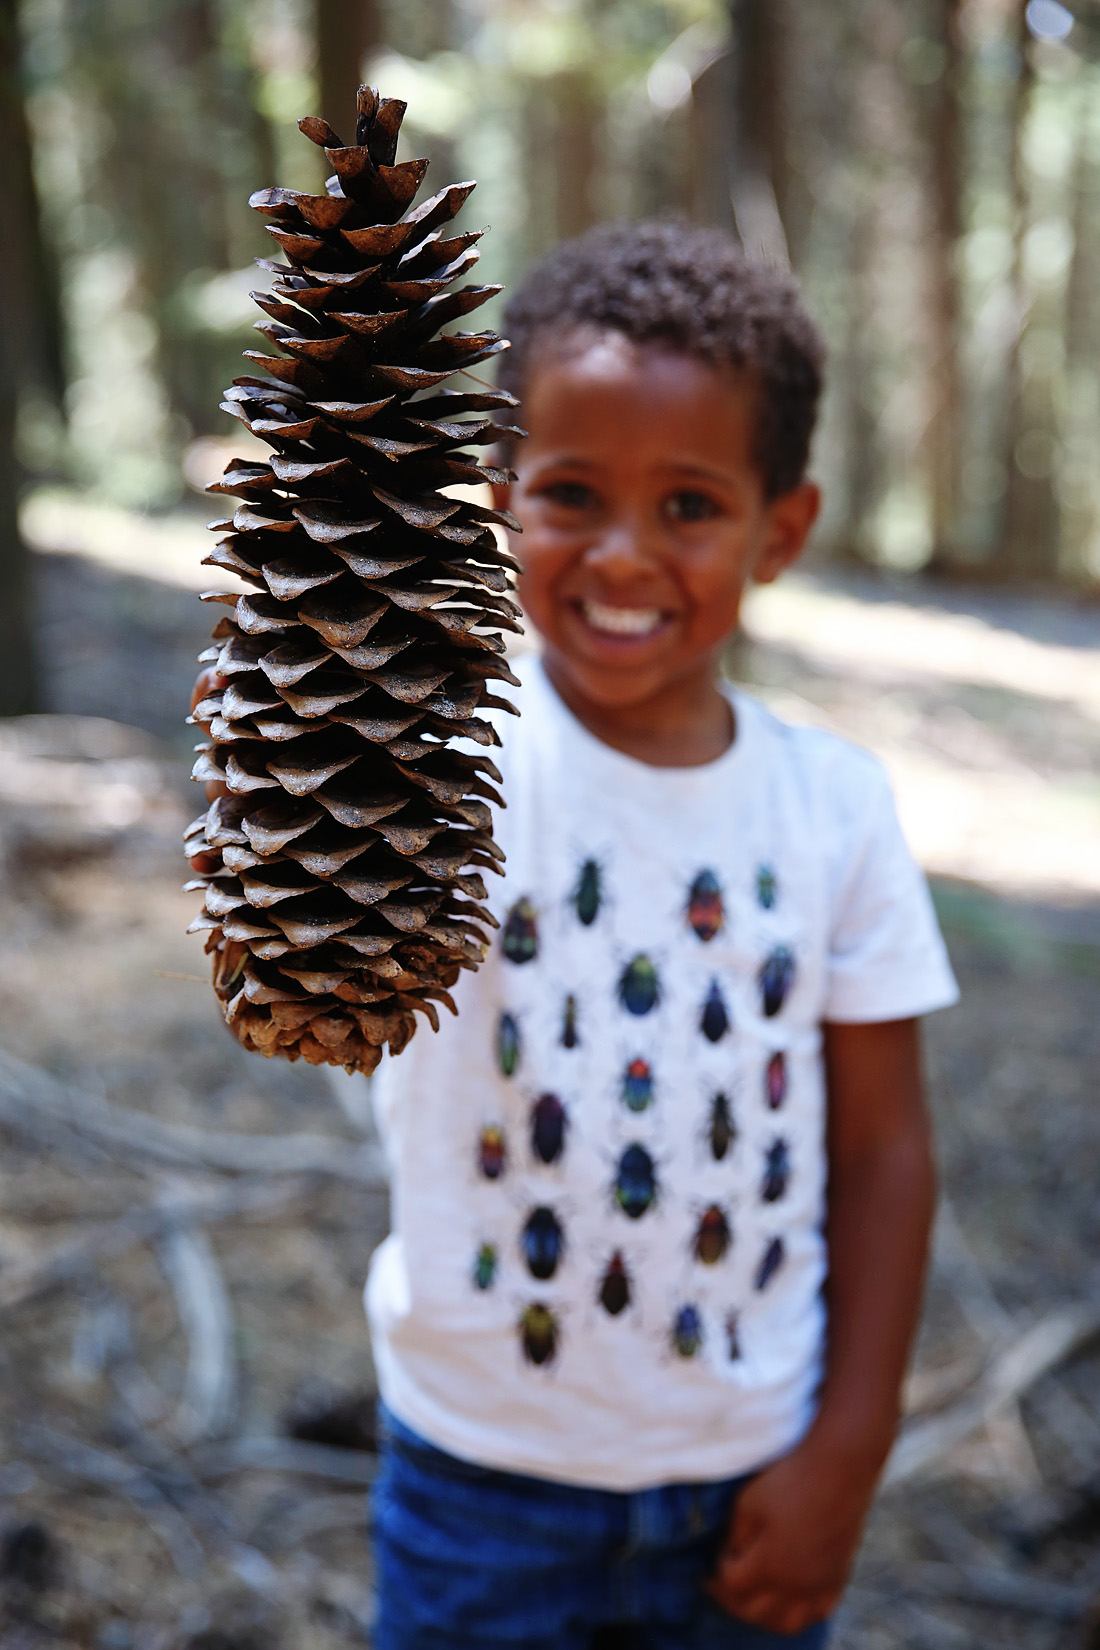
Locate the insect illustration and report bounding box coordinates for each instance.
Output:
[765,1050,787,1110]
[618,953,661,1016]
[671,1303,704,1358]
[471,1242,497,1291]
[497,1012,521,1078]
[572,857,603,926]
[613,1143,658,1219]
[518,1302,559,1367]
[561,994,579,1049]
[502,897,538,965]
[530,1093,567,1165]
[756,864,778,910]
[700,978,730,1043]
[597,1249,632,1317]
[706,1091,736,1161]
[692,1203,732,1265]
[759,945,795,1017]
[621,1057,655,1113]
[761,1138,791,1204]
[755,1235,785,1292]
[725,1311,742,1360]
[686,869,725,942]
[522,1205,565,1281]
[477,1124,507,1180]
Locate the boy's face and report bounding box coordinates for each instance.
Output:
[491,330,820,727]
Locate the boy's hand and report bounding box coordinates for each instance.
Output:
[705,1434,879,1635]
[189,666,227,873]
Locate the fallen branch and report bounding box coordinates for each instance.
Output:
[255,1489,372,1552]
[0,1045,387,1182]
[191,1434,379,1487]
[886,1302,1100,1486]
[156,1210,239,1443]
[0,1177,312,1312]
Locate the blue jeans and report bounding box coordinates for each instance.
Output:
[371,1404,832,1649]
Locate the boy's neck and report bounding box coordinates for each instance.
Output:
[540,652,736,769]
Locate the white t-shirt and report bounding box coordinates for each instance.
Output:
[365,652,959,1490]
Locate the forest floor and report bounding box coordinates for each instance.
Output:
[1,491,1099,1650]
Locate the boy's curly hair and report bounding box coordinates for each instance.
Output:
[494,218,826,500]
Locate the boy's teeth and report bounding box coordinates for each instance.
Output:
[581,600,663,637]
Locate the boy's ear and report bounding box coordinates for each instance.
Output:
[753,482,821,585]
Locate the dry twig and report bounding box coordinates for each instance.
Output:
[0,1046,386,1182]
[886,1303,1100,1486]
[156,1211,239,1443]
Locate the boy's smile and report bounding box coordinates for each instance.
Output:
[492,330,820,767]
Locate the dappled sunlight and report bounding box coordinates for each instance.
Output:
[743,577,1099,906]
[745,577,1100,723]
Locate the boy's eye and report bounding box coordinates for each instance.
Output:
[665,489,720,523]
[541,480,596,509]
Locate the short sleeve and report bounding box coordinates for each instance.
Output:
[824,761,960,1024]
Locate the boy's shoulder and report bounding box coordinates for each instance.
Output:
[731,686,898,852]
[733,683,889,796]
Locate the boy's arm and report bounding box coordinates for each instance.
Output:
[706,1016,936,1635]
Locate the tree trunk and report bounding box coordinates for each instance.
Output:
[1059,69,1100,583]
[726,0,789,264]
[173,0,233,271]
[520,76,561,263]
[686,47,735,230]
[998,2,1061,580]
[317,0,380,141]
[835,0,900,564]
[838,184,879,565]
[0,0,42,713]
[924,0,965,572]
[0,316,35,716]
[1,0,65,412]
[554,68,600,240]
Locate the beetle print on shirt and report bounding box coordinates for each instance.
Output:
[618,953,660,1015]
[686,870,725,942]
[502,897,538,964]
[484,841,804,1377]
[759,944,796,1017]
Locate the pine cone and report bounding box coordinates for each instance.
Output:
[184,86,525,1075]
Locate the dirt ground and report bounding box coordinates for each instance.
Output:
[1,509,1098,1649]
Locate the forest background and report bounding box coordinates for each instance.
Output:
[1,3,1099,1650]
[5,0,1100,713]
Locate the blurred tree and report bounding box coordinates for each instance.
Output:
[554,65,600,239]
[1,0,43,714]
[0,321,36,717]
[1000,0,1061,579]
[318,0,380,139]
[727,0,789,263]
[1061,62,1100,581]
[834,0,896,565]
[2,0,64,411]
[924,0,965,572]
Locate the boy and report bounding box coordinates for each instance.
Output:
[197,220,958,1646]
[362,220,959,1648]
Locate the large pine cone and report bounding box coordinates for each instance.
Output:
[184,86,525,1075]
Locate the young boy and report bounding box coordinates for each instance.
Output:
[195,219,958,1646]
[361,220,959,1648]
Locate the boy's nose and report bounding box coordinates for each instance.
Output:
[583,524,658,575]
